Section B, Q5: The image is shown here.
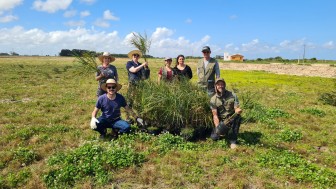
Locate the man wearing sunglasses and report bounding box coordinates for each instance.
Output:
[197,46,220,97]
[90,79,143,139]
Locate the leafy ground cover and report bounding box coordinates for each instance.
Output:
[0,56,335,188]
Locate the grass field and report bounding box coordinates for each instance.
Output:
[0,56,335,188]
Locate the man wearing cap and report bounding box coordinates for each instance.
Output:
[96,52,118,97]
[126,50,150,84]
[197,46,220,96]
[90,79,143,139]
[210,78,242,149]
[158,57,175,83]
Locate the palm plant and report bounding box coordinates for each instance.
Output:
[129,32,151,62]
[73,52,99,75]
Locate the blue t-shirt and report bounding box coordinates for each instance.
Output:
[96,93,127,120]
[126,60,144,83]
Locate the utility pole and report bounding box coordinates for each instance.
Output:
[303,44,306,63]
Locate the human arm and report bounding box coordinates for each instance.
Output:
[157,68,163,83]
[215,61,220,78]
[187,65,193,79]
[211,108,220,127]
[233,93,242,114]
[128,62,148,73]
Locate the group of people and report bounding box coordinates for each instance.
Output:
[89,46,243,149]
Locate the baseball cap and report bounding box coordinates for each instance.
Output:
[202,46,211,52]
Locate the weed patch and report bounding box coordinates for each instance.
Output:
[257,149,336,188]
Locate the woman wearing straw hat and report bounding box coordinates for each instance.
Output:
[90,79,143,139]
[126,50,150,84]
[95,52,118,97]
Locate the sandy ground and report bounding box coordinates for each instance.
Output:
[219,63,336,78]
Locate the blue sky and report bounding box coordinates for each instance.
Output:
[1,0,335,60]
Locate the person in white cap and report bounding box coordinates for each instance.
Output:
[158,57,176,83]
[197,46,220,96]
[210,78,242,149]
[90,79,143,139]
[95,52,118,97]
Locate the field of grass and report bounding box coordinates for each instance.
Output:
[0,56,335,189]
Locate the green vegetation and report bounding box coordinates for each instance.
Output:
[0,56,335,188]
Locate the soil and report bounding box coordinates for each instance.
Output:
[219,63,336,78]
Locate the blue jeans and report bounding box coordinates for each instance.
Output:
[94,117,131,135]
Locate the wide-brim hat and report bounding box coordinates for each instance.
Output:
[127,50,142,59]
[101,79,122,92]
[98,52,116,63]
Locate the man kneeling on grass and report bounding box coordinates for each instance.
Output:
[210,78,243,149]
[90,79,143,139]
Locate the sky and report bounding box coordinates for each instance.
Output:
[0,0,335,60]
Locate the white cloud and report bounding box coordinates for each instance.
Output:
[229,15,237,19]
[0,15,18,23]
[103,10,119,21]
[323,41,334,49]
[33,0,72,13]
[185,18,192,24]
[63,10,77,18]
[151,27,174,41]
[94,19,110,28]
[80,11,90,17]
[0,0,23,12]
[64,20,85,27]
[279,39,305,51]
[79,0,96,4]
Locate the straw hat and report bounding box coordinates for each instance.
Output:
[98,52,116,62]
[127,50,142,59]
[101,79,122,92]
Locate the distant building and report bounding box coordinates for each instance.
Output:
[230,54,244,62]
[223,52,230,61]
[223,52,244,62]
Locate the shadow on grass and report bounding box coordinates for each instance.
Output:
[239,131,262,145]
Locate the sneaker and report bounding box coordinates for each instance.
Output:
[230,143,237,149]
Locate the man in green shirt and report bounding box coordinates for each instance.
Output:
[197,46,220,96]
[210,78,242,149]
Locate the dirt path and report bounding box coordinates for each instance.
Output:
[219,63,336,78]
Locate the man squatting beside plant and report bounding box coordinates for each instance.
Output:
[197,46,220,96]
[210,78,243,149]
[90,79,143,139]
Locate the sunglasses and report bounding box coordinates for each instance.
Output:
[202,51,210,54]
[133,54,139,57]
[107,86,117,90]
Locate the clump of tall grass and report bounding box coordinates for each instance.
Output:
[131,80,213,140]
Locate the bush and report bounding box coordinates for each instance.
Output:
[130,80,213,139]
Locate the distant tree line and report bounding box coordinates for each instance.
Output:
[244,56,318,63]
[59,49,154,58]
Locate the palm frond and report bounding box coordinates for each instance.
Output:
[129,32,151,61]
[73,52,99,75]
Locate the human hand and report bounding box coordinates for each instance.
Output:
[90,117,99,129]
[136,117,144,126]
[235,108,242,114]
[143,62,148,67]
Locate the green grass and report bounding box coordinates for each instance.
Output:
[0,56,335,188]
